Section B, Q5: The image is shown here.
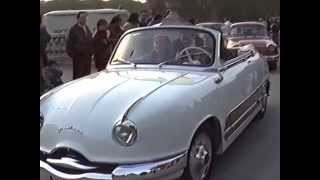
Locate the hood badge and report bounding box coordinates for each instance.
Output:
[58,125,84,136]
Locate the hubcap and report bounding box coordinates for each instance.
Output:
[189,133,213,180]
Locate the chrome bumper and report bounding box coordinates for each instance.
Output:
[40,153,187,180]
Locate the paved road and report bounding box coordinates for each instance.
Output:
[59,64,280,180]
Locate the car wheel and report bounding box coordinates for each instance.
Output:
[182,129,214,180]
[256,87,268,120]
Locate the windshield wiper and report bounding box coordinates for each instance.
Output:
[157,61,171,68]
[113,58,136,67]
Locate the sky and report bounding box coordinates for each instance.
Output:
[40,0,147,2]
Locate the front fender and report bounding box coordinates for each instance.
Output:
[127,77,225,162]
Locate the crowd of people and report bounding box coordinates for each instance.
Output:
[40,8,280,95]
[259,17,280,45]
[40,16,64,94]
[39,9,174,94]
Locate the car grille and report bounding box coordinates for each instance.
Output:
[41,148,117,174]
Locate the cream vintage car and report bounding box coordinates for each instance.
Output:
[40,25,270,180]
[226,22,280,70]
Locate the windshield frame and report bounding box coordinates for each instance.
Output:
[107,26,220,71]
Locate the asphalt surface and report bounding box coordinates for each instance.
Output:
[59,64,280,180]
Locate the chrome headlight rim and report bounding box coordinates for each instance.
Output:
[112,120,138,147]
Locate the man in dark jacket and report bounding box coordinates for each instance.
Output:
[159,0,192,26]
[271,21,280,45]
[66,11,93,80]
[139,10,151,27]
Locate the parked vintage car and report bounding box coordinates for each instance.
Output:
[40,25,270,180]
[226,22,279,70]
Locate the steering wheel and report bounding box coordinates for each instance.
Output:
[175,46,212,65]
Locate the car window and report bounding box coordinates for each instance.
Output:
[111,28,216,67]
[230,24,267,37]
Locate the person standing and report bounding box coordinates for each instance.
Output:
[189,18,196,25]
[43,60,64,90]
[223,18,232,36]
[271,20,280,45]
[93,19,112,71]
[109,15,124,51]
[159,0,192,26]
[259,17,267,26]
[275,17,280,46]
[66,11,93,80]
[40,15,51,94]
[139,10,151,27]
[122,13,140,31]
[267,18,272,35]
[148,14,163,26]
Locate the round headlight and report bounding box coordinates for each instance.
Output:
[113,120,137,146]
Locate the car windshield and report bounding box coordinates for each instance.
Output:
[111,28,215,67]
[230,24,267,37]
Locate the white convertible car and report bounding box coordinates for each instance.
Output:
[40,25,270,180]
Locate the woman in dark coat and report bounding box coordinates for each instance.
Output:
[93,19,112,71]
[109,15,124,51]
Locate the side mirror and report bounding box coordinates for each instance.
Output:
[214,68,224,83]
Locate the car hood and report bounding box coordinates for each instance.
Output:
[229,37,275,47]
[40,69,209,163]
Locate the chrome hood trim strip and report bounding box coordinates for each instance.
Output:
[40,160,113,180]
[120,72,189,123]
[47,157,96,170]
